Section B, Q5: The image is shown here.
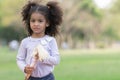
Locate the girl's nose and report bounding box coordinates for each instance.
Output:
[34,21,39,26]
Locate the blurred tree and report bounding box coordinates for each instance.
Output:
[0,0,25,26]
[0,0,27,43]
[1,0,119,48]
[0,1,2,27]
[101,0,120,41]
[0,26,26,43]
[61,0,103,48]
[110,0,120,13]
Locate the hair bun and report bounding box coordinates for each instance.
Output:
[47,1,58,8]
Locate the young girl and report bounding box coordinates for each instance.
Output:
[16,1,63,80]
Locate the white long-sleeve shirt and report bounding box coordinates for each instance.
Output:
[16,35,60,77]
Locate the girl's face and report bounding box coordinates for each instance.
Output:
[30,12,48,36]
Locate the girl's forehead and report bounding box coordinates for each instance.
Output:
[30,12,46,19]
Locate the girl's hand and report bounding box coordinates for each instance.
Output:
[35,52,39,60]
[24,65,34,74]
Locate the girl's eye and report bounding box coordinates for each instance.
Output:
[30,19,35,22]
[39,20,43,22]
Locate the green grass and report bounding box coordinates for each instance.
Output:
[0,47,120,80]
[0,46,24,80]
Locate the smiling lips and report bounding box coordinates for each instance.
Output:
[33,27,40,30]
[33,28,39,29]
[33,28,40,32]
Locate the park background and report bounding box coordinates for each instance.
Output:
[1,0,120,80]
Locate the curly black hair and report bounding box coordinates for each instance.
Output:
[21,1,63,36]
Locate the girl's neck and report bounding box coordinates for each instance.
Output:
[31,33,45,38]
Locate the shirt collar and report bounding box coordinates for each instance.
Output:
[29,35,53,45]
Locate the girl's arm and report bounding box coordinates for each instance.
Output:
[16,40,27,73]
[42,38,60,65]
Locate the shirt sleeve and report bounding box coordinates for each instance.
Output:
[42,38,60,65]
[16,40,27,73]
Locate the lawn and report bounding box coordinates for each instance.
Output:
[0,46,120,80]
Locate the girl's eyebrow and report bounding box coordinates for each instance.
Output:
[30,18,45,21]
[30,16,45,19]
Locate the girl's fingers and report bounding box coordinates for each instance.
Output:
[27,66,34,69]
[25,65,34,74]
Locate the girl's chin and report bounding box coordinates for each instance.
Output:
[33,32,41,34]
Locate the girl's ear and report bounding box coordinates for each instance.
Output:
[46,23,49,27]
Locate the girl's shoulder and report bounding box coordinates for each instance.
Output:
[44,35,56,42]
[20,37,30,44]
